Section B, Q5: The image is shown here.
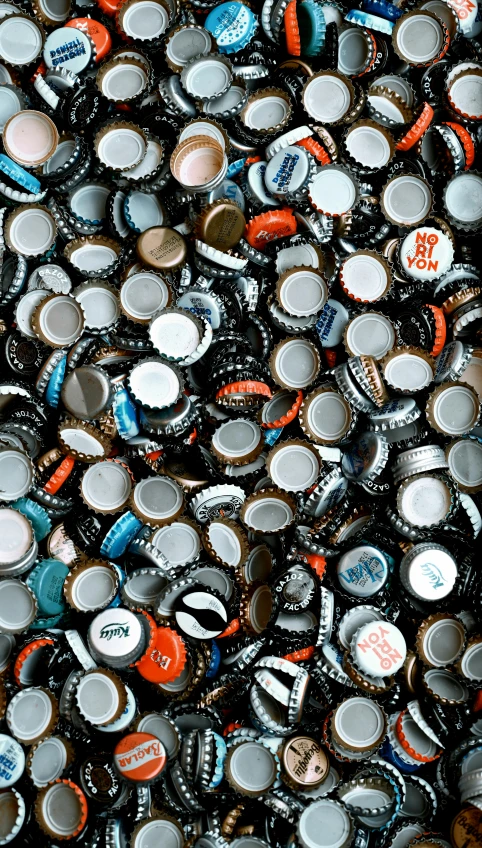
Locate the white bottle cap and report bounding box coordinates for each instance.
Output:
[303,73,353,123]
[298,799,353,848]
[149,310,201,360]
[28,736,69,787]
[445,172,482,224]
[0,450,33,501]
[346,313,395,359]
[88,608,144,666]
[277,268,328,316]
[270,338,320,389]
[308,167,358,216]
[0,733,25,787]
[345,125,392,169]
[332,697,386,751]
[352,620,407,676]
[81,461,133,513]
[0,508,34,566]
[7,206,56,257]
[7,687,56,743]
[128,359,182,409]
[152,520,201,567]
[76,670,126,725]
[0,15,43,65]
[399,226,454,281]
[382,174,432,226]
[397,474,453,527]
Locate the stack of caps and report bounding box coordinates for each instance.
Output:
[1,0,482,845]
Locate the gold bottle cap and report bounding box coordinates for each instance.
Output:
[4,204,57,258]
[47,522,87,567]
[136,226,188,271]
[426,380,481,436]
[34,779,88,840]
[194,199,245,251]
[281,736,329,790]
[276,266,328,317]
[415,612,466,668]
[343,311,396,360]
[58,417,113,463]
[31,292,85,348]
[355,355,390,406]
[27,736,75,787]
[442,286,482,316]
[392,9,450,67]
[202,518,249,568]
[240,488,297,535]
[382,346,435,394]
[211,418,264,466]
[170,134,226,193]
[270,337,321,390]
[94,119,148,172]
[7,686,58,744]
[64,559,120,612]
[368,85,413,126]
[266,438,322,492]
[130,475,185,527]
[300,386,353,445]
[339,250,392,303]
[75,668,127,726]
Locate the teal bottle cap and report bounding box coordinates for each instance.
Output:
[205,2,258,54]
[11,498,52,541]
[26,558,69,617]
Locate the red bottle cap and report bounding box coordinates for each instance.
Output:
[135,626,187,684]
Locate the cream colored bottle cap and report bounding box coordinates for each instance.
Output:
[3,110,58,166]
[131,476,184,526]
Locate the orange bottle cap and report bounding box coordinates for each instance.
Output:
[44,455,75,495]
[114,732,167,782]
[425,303,447,357]
[65,18,112,61]
[285,0,301,55]
[296,136,331,165]
[443,121,475,169]
[245,208,297,250]
[396,102,434,151]
[136,626,187,684]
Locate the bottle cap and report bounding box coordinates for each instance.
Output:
[202,518,248,568]
[308,165,359,216]
[130,476,184,526]
[266,439,321,491]
[43,26,93,74]
[88,607,146,667]
[80,460,133,514]
[3,110,58,167]
[0,508,35,570]
[0,14,44,66]
[128,358,183,411]
[165,25,213,72]
[35,779,88,840]
[447,437,482,493]
[7,686,58,744]
[426,381,480,435]
[211,419,264,466]
[351,620,407,677]
[114,732,167,783]
[336,545,389,598]
[5,204,57,259]
[396,473,455,528]
[344,312,395,360]
[399,226,454,281]
[225,740,278,795]
[64,560,119,612]
[0,578,37,633]
[205,2,258,53]
[131,816,185,848]
[136,226,187,271]
[136,626,187,684]
[27,736,73,787]
[297,799,354,848]
[76,668,127,726]
[270,337,320,390]
[382,347,435,393]
[281,736,329,789]
[120,271,171,324]
[116,0,171,41]
[416,613,466,667]
[381,174,433,227]
[195,200,245,251]
[170,135,226,194]
[26,558,69,617]
[302,71,354,124]
[31,293,85,349]
[400,542,458,600]
[0,734,25,789]
[0,449,34,501]
[444,171,482,230]
[340,250,391,303]
[180,54,233,101]
[297,385,352,446]
[447,68,482,121]
[239,87,292,136]
[78,752,123,806]
[134,712,180,760]
[332,695,387,753]
[240,488,296,534]
[275,267,327,317]
[392,10,449,66]
[151,519,202,568]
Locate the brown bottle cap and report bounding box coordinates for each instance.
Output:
[94,120,148,172]
[266,438,322,492]
[451,806,482,848]
[64,560,120,612]
[32,293,85,349]
[415,612,466,668]
[270,337,321,390]
[225,740,279,796]
[382,346,435,394]
[239,581,275,635]
[27,736,75,787]
[276,266,328,317]
[240,488,297,535]
[136,226,187,271]
[35,779,88,840]
[211,418,264,466]
[202,518,249,568]
[239,87,292,137]
[281,736,329,790]
[7,686,58,744]
[300,387,353,445]
[130,475,185,526]
[58,417,113,463]
[75,668,127,726]
[194,199,245,251]
[426,381,481,436]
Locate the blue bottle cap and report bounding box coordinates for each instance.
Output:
[362,0,403,21]
[107,563,126,608]
[336,544,389,598]
[206,639,222,678]
[0,734,25,788]
[0,154,42,194]
[26,558,69,617]
[345,8,395,33]
[298,0,326,56]
[205,2,258,53]
[113,386,140,439]
[45,354,67,409]
[100,511,143,559]
[11,498,52,541]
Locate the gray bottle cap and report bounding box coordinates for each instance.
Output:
[0,578,37,632]
[136,713,180,760]
[61,365,112,421]
[28,736,69,787]
[0,449,34,501]
[151,521,201,567]
[298,799,353,848]
[81,461,133,513]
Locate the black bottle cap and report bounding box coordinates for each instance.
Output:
[3,331,46,377]
[393,303,435,350]
[79,754,124,807]
[273,565,318,614]
[63,81,107,134]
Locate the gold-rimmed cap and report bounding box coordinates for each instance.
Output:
[266,438,322,492]
[3,110,56,166]
[116,0,171,40]
[356,355,390,406]
[119,269,172,324]
[339,250,392,303]
[130,475,185,527]
[194,199,245,251]
[330,697,388,753]
[368,85,413,126]
[31,292,85,349]
[211,418,264,467]
[302,71,355,126]
[4,204,57,259]
[343,653,394,695]
[130,815,186,848]
[442,286,482,316]
[75,667,127,726]
[94,120,148,172]
[281,736,329,790]
[63,559,120,612]
[34,779,88,840]
[275,266,328,317]
[7,686,58,744]
[415,612,466,668]
[426,380,481,436]
[170,134,226,193]
[136,226,188,271]
[269,336,321,390]
[26,736,75,786]
[239,87,292,137]
[392,10,450,67]
[240,487,297,535]
[164,24,213,72]
[96,56,149,102]
[58,417,113,463]
[343,119,396,171]
[381,346,435,394]
[202,518,249,568]
[63,235,122,275]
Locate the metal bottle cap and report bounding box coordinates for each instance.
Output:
[352,620,407,676]
[400,543,458,601]
[336,544,389,598]
[87,608,146,667]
